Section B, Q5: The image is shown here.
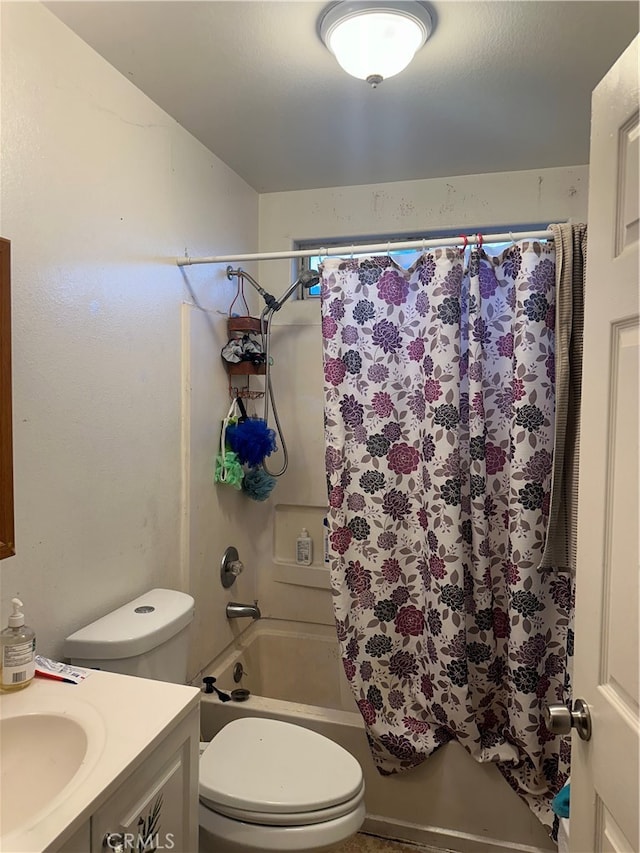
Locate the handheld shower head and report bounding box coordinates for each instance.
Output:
[268,269,320,311]
[297,269,321,289]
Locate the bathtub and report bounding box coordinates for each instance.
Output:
[198,619,555,853]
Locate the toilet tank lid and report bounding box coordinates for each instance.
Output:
[64,588,195,661]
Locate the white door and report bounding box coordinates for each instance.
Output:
[570,35,639,853]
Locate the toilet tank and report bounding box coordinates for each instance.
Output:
[64,588,195,684]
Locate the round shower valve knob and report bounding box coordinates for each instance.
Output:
[543,699,592,741]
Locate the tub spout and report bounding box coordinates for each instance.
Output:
[226,600,261,620]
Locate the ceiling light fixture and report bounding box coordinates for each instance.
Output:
[319,1,434,88]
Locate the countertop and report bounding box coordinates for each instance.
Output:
[0,669,200,853]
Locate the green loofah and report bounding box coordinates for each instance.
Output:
[214,451,244,488]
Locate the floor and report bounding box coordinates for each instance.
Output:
[335,835,445,853]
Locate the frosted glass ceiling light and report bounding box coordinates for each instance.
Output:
[320,1,433,88]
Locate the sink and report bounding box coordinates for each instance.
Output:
[1,714,88,836]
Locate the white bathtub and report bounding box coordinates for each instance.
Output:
[198,619,555,853]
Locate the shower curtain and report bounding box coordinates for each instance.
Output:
[321,242,573,831]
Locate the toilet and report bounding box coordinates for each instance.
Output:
[64,588,365,853]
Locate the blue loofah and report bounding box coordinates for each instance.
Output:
[242,467,277,501]
[226,418,277,468]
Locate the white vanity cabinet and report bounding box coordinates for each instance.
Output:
[54,707,199,853]
[91,708,199,853]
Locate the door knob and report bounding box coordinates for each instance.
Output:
[543,698,592,741]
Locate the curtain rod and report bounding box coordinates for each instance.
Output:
[176,229,554,267]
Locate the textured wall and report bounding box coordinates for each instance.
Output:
[0,3,258,674]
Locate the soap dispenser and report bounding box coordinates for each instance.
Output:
[0,598,36,692]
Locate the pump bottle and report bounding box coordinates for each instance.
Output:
[296,528,313,565]
[0,598,36,692]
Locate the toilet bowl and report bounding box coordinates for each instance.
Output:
[65,589,365,853]
[199,717,365,853]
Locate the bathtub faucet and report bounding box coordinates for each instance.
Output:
[226,600,261,620]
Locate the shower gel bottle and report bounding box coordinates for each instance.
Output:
[296,528,313,565]
[0,598,36,692]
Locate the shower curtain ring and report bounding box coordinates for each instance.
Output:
[350,244,355,260]
[459,234,468,252]
[477,233,484,249]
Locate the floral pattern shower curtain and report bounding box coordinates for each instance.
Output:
[321,244,573,831]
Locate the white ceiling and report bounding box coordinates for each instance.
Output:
[47,1,638,193]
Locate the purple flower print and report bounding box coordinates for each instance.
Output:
[388,690,405,710]
[382,488,411,521]
[545,305,555,331]
[416,291,430,316]
[353,299,375,325]
[403,716,430,734]
[407,390,426,420]
[514,634,547,666]
[330,526,352,554]
[340,394,364,427]
[324,358,346,386]
[372,320,402,353]
[468,361,483,381]
[343,658,356,680]
[380,733,419,762]
[322,315,338,339]
[372,391,394,418]
[378,270,409,306]
[549,576,572,610]
[408,338,425,361]
[523,449,553,483]
[429,555,446,579]
[512,378,526,401]
[422,434,436,462]
[418,255,436,285]
[341,325,359,345]
[485,442,507,475]
[383,422,402,442]
[442,265,463,297]
[394,606,425,637]
[387,443,420,475]
[329,484,344,508]
[377,530,397,550]
[423,355,434,376]
[493,609,510,639]
[528,259,555,293]
[417,507,429,530]
[325,446,343,474]
[472,317,492,344]
[389,650,419,679]
[360,660,373,681]
[546,352,555,383]
[471,393,485,419]
[381,557,402,582]
[357,699,377,725]
[503,246,522,279]
[329,298,345,320]
[347,492,366,511]
[502,560,520,584]
[496,333,514,358]
[345,560,371,593]
[479,265,498,298]
[424,379,443,403]
[367,363,389,383]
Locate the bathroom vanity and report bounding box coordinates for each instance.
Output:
[0,669,200,852]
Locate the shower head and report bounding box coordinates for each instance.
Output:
[267,269,320,311]
[297,269,320,289]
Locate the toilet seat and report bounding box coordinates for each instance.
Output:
[199,717,364,825]
[205,786,365,827]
